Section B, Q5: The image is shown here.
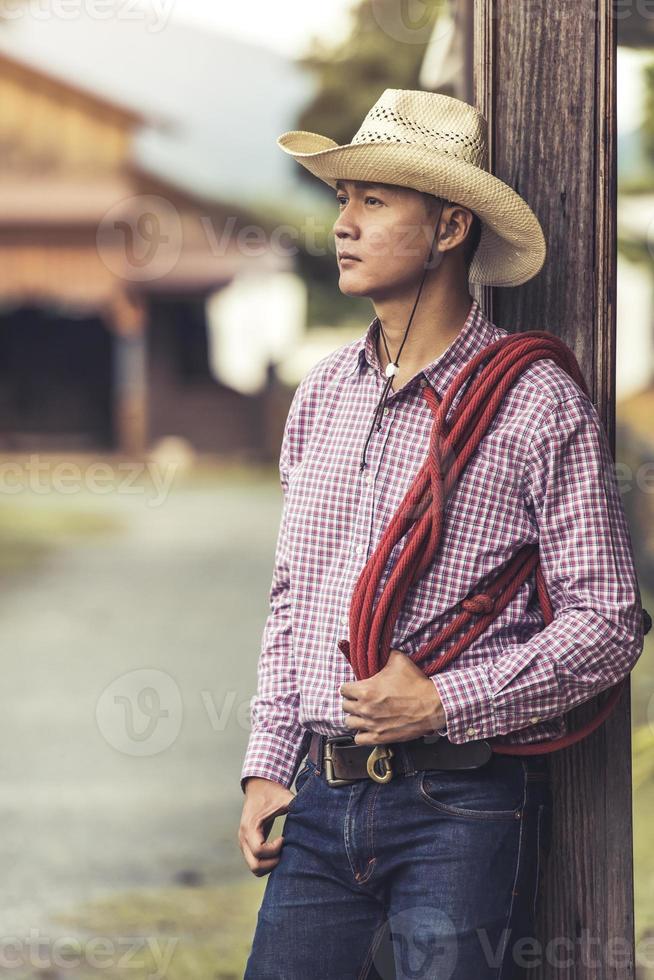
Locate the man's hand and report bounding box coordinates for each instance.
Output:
[238,777,295,876]
[340,649,446,745]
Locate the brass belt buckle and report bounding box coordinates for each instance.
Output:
[323,735,358,787]
[367,744,394,783]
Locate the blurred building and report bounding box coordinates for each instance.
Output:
[0,48,301,458]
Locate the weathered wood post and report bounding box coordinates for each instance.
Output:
[473,1,631,975]
[105,288,149,455]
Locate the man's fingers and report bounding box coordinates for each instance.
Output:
[340,679,366,698]
[344,713,373,730]
[240,814,287,872]
[240,836,283,876]
[250,826,285,859]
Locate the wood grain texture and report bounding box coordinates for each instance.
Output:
[473,2,633,977]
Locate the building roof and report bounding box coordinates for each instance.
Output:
[0,48,171,130]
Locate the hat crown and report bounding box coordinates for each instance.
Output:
[351,88,488,170]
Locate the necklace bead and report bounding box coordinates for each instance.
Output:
[385,362,399,378]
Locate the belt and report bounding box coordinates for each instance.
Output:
[307,731,493,788]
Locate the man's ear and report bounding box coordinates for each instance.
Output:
[440,204,475,252]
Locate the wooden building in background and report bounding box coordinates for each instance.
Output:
[0,50,291,457]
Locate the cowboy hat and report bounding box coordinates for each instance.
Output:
[276,88,546,288]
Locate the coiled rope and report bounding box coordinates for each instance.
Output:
[337,330,651,755]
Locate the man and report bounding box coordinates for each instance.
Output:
[238,90,644,979]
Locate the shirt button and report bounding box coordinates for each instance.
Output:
[419,377,427,387]
[529,716,541,724]
[340,616,348,627]
[365,474,373,485]
[367,367,374,375]
[466,726,477,736]
[383,407,389,416]
[355,544,363,556]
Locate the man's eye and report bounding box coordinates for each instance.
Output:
[336,196,382,206]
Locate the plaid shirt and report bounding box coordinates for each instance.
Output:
[240,298,644,791]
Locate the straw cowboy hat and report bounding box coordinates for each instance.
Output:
[276,88,546,288]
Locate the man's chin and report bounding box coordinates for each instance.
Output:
[338,278,374,299]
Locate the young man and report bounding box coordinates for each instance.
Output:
[238,90,644,979]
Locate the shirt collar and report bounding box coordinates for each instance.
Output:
[345,298,497,399]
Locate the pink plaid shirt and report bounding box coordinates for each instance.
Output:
[240,298,644,791]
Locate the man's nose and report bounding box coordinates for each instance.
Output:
[333,206,359,239]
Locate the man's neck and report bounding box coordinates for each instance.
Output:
[373,282,474,382]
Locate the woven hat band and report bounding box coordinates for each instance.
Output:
[351,89,488,170]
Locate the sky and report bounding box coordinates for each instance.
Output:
[168,0,359,58]
[166,0,652,134]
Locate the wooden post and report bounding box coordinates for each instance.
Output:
[104,288,149,455]
[473,1,631,975]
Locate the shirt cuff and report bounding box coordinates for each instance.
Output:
[430,666,500,744]
[240,729,309,794]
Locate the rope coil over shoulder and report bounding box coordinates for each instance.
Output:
[337,330,652,755]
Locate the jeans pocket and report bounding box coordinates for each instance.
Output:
[418,757,525,821]
[287,759,316,810]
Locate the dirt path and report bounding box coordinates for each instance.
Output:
[0,465,280,944]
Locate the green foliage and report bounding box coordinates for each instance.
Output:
[642,62,654,170]
[50,880,267,979]
[286,0,445,327]
[296,0,444,151]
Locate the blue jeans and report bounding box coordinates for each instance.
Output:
[244,743,553,980]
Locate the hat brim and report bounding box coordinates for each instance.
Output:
[277,131,546,287]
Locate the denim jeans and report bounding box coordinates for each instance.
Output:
[244,743,553,980]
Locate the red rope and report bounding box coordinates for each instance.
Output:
[337,331,631,755]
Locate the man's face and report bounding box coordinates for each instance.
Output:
[332,179,442,300]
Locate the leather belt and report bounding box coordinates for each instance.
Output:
[307,731,493,787]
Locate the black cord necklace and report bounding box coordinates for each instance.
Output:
[359,200,446,472]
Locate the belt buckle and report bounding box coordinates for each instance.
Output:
[323,736,395,787]
[323,735,358,787]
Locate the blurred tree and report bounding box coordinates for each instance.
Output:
[297,0,444,159]
[641,61,654,174]
[290,0,445,327]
